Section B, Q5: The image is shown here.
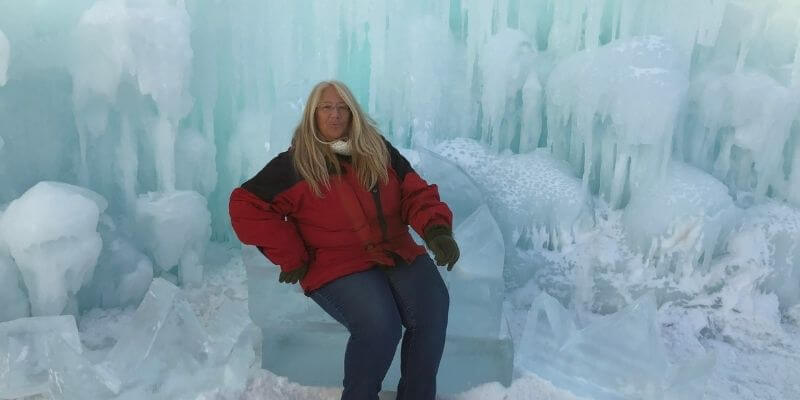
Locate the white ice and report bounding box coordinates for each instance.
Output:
[0,182,104,316]
[622,162,740,294]
[134,190,211,286]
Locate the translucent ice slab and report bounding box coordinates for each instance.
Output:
[102,278,209,388]
[411,147,485,227]
[244,245,513,394]
[444,205,505,339]
[517,292,713,400]
[0,315,118,399]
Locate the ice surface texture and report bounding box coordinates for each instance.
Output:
[436,138,594,250]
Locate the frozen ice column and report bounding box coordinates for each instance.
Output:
[0,182,105,316]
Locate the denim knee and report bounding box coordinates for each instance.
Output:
[350,311,402,350]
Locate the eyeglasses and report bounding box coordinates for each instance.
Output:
[317,102,351,115]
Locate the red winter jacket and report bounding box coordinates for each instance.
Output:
[228,140,453,293]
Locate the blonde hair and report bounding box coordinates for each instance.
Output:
[291,80,389,196]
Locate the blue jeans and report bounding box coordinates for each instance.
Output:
[309,254,449,400]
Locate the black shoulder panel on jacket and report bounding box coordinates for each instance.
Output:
[241,150,303,203]
[384,138,416,181]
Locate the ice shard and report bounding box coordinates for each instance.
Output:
[102,278,210,392]
[0,315,118,399]
[446,205,505,339]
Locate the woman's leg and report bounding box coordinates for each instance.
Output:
[309,267,403,400]
[384,254,450,400]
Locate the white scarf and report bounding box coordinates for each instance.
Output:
[315,134,352,156]
[329,139,352,156]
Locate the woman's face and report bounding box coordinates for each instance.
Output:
[315,86,351,141]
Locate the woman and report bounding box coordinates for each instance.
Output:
[229,80,459,400]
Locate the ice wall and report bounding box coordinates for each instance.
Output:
[1,0,799,237]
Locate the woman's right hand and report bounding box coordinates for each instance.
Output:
[278,263,309,284]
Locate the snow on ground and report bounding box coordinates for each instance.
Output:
[75,236,800,400]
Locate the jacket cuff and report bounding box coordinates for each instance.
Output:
[423,224,452,241]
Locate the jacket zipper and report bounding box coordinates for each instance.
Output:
[371,186,388,242]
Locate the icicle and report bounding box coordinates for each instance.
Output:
[793,15,800,88]
[0,29,8,86]
[520,71,543,153]
[117,116,138,211]
[153,118,176,192]
[583,0,604,50]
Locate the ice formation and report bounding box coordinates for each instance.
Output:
[479,29,536,152]
[622,162,740,295]
[77,224,154,310]
[0,182,104,316]
[134,190,211,286]
[546,36,688,208]
[681,72,800,204]
[436,138,594,250]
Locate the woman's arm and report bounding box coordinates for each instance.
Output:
[384,140,453,235]
[229,186,309,272]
